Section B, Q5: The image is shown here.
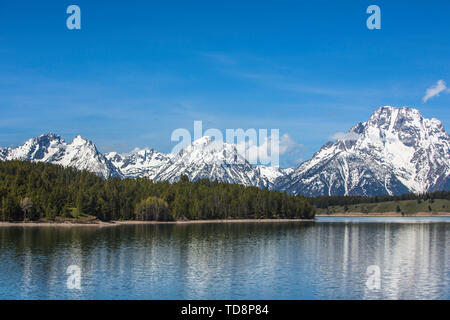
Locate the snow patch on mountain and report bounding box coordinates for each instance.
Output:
[2,134,121,178]
[276,106,450,196]
[106,148,170,179]
[152,136,269,187]
[257,165,292,187]
[1,105,448,196]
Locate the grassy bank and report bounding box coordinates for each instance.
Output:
[316,199,450,215]
[0,218,315,227]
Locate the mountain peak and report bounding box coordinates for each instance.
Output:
[192,136,215,146]
[370,105,418,121]
[129,147,156,156]
[39,132,62,140]
[278,105,450,196]
[1,105,448,196]
[152,135,269,187]
[29,133,63,145]
[1,133,121,179]
[72,135,92,145]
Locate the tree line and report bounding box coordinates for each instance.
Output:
[309,191,450,209]
[0,161,315,222]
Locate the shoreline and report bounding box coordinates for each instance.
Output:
[1,212,449,227]
[316,211,450,217]
[0,218,315,227]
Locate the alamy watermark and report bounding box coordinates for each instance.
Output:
[64,5,380,31]
[66,5,81,30]
[365,265,381,290]
[66,265,81,290]
[366,5,381,30]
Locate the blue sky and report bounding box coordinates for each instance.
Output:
[0,0,449,167]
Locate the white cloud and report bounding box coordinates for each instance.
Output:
[279,134,300,154]
[237,133,301,165]
[330,132,361,141]
[423,80,448,103]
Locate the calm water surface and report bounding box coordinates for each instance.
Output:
[0,217,449,299]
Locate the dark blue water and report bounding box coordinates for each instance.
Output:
[0,217,449,299]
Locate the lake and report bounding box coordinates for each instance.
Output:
[0,217,449,299]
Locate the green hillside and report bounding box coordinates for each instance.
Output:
[316,199,450,215]
[0,160,315,222]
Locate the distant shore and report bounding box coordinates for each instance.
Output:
[2,213,449,227]
[316,211,450,217]
[0,218,315,227]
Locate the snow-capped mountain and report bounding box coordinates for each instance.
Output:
[152,136,270,187]
[0,133,121,178]
[257,165,293,187]
[276,106,450,196]
[1,106,449,196]
[0,147,9,160]
[0,134,275,187]
[106,148,170,179]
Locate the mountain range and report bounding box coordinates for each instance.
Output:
[1,106,448,196]
[277,106,450,196]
